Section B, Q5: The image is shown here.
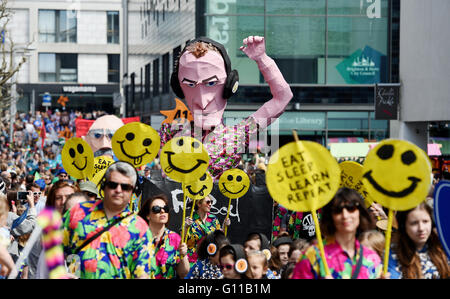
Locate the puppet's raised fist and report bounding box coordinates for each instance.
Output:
[240,36,266,61]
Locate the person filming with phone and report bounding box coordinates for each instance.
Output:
[6,190,37,262]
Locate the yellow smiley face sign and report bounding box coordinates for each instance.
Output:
[61,138,94,179]
[183,172,213,200]
[111,122,160,167]
[160,136,210,183]
[266,141,341,212]
[218,169,250,199]
[339,161,373,207]
[362,139,432,211]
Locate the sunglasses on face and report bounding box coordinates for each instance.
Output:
[219,264,234,271]
[204,200,212,205]
[332,202,360,214]
[151,205,170,214]
[105,181,134,192]
[88,129,115,140]
[85,192,97,198]
[33,192,41,196]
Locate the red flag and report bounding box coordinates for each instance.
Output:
[40,122,46,148]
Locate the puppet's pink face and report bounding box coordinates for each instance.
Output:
[178,51,227,130]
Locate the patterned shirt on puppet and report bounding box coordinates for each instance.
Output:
[159,117,258,180]
[62,200,154,279]
[184,259,223,279]
[291,237,382,279]
[185,211,221,265]
[151,228,183,279]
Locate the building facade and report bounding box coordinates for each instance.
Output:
[124,0,400,152]
[9,0,122,114]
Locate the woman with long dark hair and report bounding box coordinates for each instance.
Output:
[138,194,190,279]
[291,188,382,279]
[388,202,450,279]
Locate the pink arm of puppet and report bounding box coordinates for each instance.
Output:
[240,36,293,128]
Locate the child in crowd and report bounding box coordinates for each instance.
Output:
[244,232,279,279]
[359,230,385,259]
[246,250,269,279]
[288,238,309,263]
[219,244,248,279]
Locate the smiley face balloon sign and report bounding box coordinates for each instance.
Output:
[62,138,94,179]
[160,136,210,242]
[218,169,250,236]
[183,172,213,200]
[219,169,250,199]
[111,122,160,167]
[362,139,432,211]
[362,139,432,275]
[160,136,210,183]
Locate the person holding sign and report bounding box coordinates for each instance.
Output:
[138,194,190,279]
[184,196,229,266]
[291,188,382,279]
[387,202,450,279]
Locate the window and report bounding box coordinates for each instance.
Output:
[145,63,151,98]
[162,53,170,93]
[39,53,77,82]
[39,10,77,43]
[204,0,389,85]
[107,11,120,44]
[153,58,159,96]
[108,54,120,83]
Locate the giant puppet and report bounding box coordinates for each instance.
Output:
[160,36,293,179]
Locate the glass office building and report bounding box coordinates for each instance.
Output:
[126,0,400,152]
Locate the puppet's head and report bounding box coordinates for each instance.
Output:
[171,37,239,130]
[84,115,124,158]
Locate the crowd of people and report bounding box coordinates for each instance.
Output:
[0,109,449,280]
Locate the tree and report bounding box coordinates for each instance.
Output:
[0,0,29,110]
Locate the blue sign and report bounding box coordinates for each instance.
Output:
[42,92,51,107]
[336,45,384,84]
[434,180,450,258]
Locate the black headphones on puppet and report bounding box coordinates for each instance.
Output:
[170,36,239,100]
[97,160,140,198]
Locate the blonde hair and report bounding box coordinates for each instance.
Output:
[359,229,385,258]
[247,250,268,268]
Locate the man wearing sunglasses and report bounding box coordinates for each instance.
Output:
[62,161,154,279]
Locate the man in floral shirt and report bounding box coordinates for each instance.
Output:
[62,161,155,279]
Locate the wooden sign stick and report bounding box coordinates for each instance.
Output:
[224,197,232,236]
[293,130,331,277]
[180,186,188,243]
[383,208,394,276]
[184,198,197,244]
